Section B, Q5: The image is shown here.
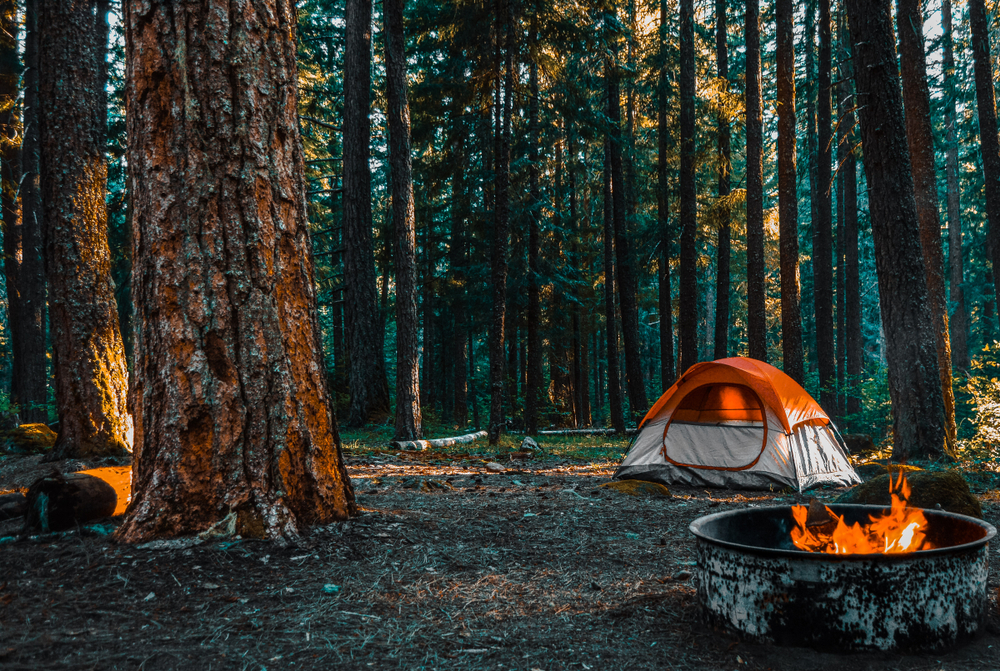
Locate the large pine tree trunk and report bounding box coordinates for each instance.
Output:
[526,19,542,434]
[15,0,47,425]
[40,0,130,460]
[488,0,513,444]
[814,0,835,407]
[678,0,698,375]
[608,50,647,419]
[896,0,956,452]
[942,0,968,372]
[713,0,730,362]
[745,0,767,362]
[845,0,946,461]
[386,0,421,441]
[837,21,862,420]
[969,0,1000,335]
[603,131,625,433]
[344,0,390,427]
[120,0,356,541]
[449,111,469,426]
[658,0,674,388]
[776,0,803,383]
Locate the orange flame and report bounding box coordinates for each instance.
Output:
[790,472,933,554]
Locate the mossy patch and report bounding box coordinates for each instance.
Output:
[600,480,671,498]
[835,469,983,519]
[2,423,57,454]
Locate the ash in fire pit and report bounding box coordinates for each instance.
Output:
[690,503,996,652]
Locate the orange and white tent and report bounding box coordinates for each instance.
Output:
[615,357,860,491]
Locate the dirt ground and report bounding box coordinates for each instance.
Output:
[1,449,998,671]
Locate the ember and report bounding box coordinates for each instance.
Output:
[791,471,932,554]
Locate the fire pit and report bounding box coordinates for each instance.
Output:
[690,504,996,652]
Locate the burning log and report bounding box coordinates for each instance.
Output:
[22,471,117,533]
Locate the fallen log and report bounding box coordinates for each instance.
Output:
[537,428,638,436]
[22,471,117,533]
[390,430,488,451]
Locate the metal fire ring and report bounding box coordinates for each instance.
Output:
[690,504,997,652]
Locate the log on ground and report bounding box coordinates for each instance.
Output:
[390,430,488,451]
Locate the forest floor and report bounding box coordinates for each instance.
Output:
[0,434,999,671]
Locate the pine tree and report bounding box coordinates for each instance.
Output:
[746,0,767,362]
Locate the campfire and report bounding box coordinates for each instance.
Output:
[790,472,931,554]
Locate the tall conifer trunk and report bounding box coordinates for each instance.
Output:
[746,0,767,362]
[603,132,625,433]
[40,0,131,460]
[713,0,730,361]
[896,0,955,451]
[815,0,835,406]
[344,0,390,427]
[942,0,968,371]
[449,110,468,426]
[120,0,355,540]
[679,0,697,374]
[776,0,803,383]
[386,0,421,441]
[845,0,946,461]
[526,17,542,434]
[969,0,1000,330]
[658,0,674,388]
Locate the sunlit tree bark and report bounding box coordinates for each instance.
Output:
[746,0,766,362]
[119,0,356,540]
[40,0,130,460]
[713,0,730,361]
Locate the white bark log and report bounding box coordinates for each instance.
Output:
[391,430,488,451]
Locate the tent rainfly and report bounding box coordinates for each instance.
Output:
[615,357,861,491]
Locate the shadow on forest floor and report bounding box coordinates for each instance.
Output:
[0,441,998,670]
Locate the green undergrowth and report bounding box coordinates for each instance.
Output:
[339,421,632,463]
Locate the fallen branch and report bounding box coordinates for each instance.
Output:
[390,430,488,451]
[537,428,638,436]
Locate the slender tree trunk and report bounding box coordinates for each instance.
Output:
[603,131,625,433]
[969,0,1000,334]
[14,0,47,425]
[386,0,421,441]
[489,0,513,444]
[845,0,946,461]
[608,48,647,418]
[814,0,835,406]
[120,0,355,540]
[344,0,390,427]
[713,0,730,362]
[678,0,697,375]
[658,0,674,387]
[942,0,968,372]
[450,113,469,426]
[569,124,586,426]
[526,17,542,434]
[776,0,804,383]
[40,0,130,460]
[896,0,956,451]
[746,0,767,362]
[838,19,862,419]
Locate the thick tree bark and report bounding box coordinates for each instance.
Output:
[896,0,956,451]
[713,0,730,362]
[344,0,390,427]
[814,0,835,406]
[942,0,968,372]
[488,0,513,444]
[678,0,697,376]
[658,0,674,388]
[120,0,355,541]
[3,0,45,424]
[40,0,131,461]
[449,112,468,426]
[386,0,421,441]
[837,21,862,420]
[526,18,542,434]
[845,0,946,461]
[603,131,625,433]
[776,0,803,383]
[746,0,766,362]
[969,0,1000,334]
